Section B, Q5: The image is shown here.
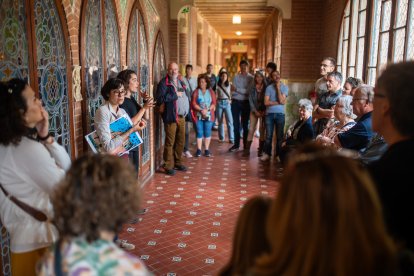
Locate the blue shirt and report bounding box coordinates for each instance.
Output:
[265,83,288,114]
[337,111,373,151]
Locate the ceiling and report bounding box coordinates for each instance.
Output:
[194,0,275,39]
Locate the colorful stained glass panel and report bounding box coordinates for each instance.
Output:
[0,0,29,81]
[105,0,121,79]
[34,0,71,153]
[85,0,103,131]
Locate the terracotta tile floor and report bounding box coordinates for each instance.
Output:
[119,134,282,276]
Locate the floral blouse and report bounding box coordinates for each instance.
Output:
[316,120,356,147]
[38,237,151,276]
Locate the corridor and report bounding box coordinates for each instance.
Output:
[119,135,281,275]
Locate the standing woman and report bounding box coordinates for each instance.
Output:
[246,71,267,156]
[191,74,217,157]
[0,79,71,275]
[94,78,147,155]
[216,70,234,144]
[117,69,155,172]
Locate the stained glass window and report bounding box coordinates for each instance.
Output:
[105,0,121,79]
[34,0,71,153]
[406,1,414,60]
[139,14,150,164]
[139,14,149,95]
[153,33,166,150]
[0,0,29,81]
[128,10,139,77]
[337,0,367,81]
[344,0,414,86]
[84,0,103,130]
[83,0,121,132]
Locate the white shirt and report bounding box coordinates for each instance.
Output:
[94,103,127,152]
[0,137,71,253]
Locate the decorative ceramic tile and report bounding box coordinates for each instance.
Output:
[205,258,215,264]
[118,136,279,275]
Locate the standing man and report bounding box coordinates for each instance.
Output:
[206,64,217,92]
[182,64,197,158]
[229,60,254,152]
[313,71,343,135]
[155,62,189,175]
[369,62,414,251]
[265,62,277,86]
[261,70,288,161]
[315,57,336,97]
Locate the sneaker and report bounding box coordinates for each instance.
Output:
[228,145,239,152]
[255,130,260,137]
[205,150,211,157]
[128,217,139,224]
[174,164,187,171]
[229,140,234,144]
[213,125,218,130]
[184,150,193,158]
[137,208,148,215]
[195,149,202,157]
[165,168,176,175]
[116,240,135,251]
[260,153,270,161]
[218,140,226,143]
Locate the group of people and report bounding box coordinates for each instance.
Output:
[218,61,414,275]
[155,60,290,176]
[1,59,413,275]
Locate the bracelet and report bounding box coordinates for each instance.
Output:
[37,133,51,141]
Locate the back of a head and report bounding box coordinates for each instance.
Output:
[266,62,277,72]
[254,144,396,276]
[219,196,272,276]
[0,78,30,146]
[52,154,141,242]
[376,61,414,137]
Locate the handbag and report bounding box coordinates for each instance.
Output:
[0,183,48,222]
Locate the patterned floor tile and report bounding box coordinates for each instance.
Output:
[119,134,281,275]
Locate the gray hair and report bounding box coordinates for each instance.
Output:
[327,71,343,83]
[356,84,375,103]
[298,98,313,113]
[337,95,354,117]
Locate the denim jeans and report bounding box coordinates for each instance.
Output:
[196,120,214,138]
[231,100,250,147]
[264,113,285,156]
[216,99,234,142]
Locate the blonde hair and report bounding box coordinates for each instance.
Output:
[253,144,396,276]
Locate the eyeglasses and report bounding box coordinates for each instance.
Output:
[112,89,125,96]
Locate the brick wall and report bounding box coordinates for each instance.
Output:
[169,19,179,63]
[320,0,348,62]
[280,0,323,81]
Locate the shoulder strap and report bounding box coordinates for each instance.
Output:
[219,84,231,99]
[54,239,64,276]
[0,183,48,222]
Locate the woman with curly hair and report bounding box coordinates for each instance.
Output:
[0,79,71,276]
[252,144,398,276]
[38,154,150,275]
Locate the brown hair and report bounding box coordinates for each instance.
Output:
[197,73,211,89]
[52,154,141,242]
[219,196,272,276]
[253,144,396,276]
